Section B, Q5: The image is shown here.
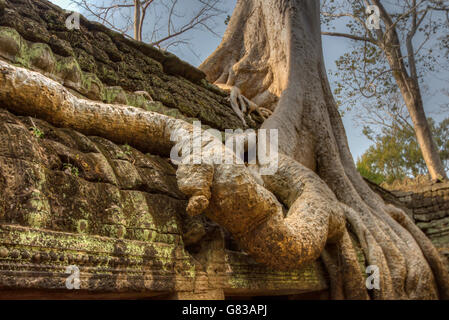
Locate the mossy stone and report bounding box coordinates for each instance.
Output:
[75,48,98,73]
[56,56,82,87]
[29,43,56,73]
[0,27,24,61]
[76,219,89,234]
[82,72,104,101]
[48,35,74,57]
[104,86,128,105]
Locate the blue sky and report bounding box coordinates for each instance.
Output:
[51,0,77,10]
[49,0,448,161]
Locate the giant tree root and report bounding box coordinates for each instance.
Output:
[0,59,345,268]
[0,60,448,299]
[214,84,273,127]
[199,0,449,300]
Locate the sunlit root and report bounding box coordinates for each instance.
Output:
[176,164,214,217]
[215,84,272,126]
[322,229,370,300]
[2,61,448,299]
[0,60,345,271]
[385,204,449,299]
[199,0,449,299]
[134,90,154,101]
[176,152,348,269]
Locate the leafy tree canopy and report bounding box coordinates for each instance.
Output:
[357,117,449,184]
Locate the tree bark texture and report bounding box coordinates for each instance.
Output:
[200,0,449,299]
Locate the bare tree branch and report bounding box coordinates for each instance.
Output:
[69,0,226,54]
[322,31,377,43]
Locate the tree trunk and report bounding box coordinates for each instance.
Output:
[398,75,446,181]
[373,0,447,181]
[1,0,448,300]
[385,43,447,182]
[134,0,142,42]
[200,0,449,299]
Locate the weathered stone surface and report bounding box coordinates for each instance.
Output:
[223,251,328,297]
[0,107,328,299]
[378,178,449,270]
[3,0,448,300]
[0,0,328,299]
[0,0,263,130]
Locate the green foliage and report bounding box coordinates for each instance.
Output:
[357,118,449,184]
[330,44,396,112]
[117,144,133,159]
[63,163,79,177]
[121,144,133,157]
[123,144,132,155]
[29,126,44,139]
[356,157,387,185]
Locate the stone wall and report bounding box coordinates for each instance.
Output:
[387,181,449,267]
[0,0,263,131]
[366,177,449,270]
